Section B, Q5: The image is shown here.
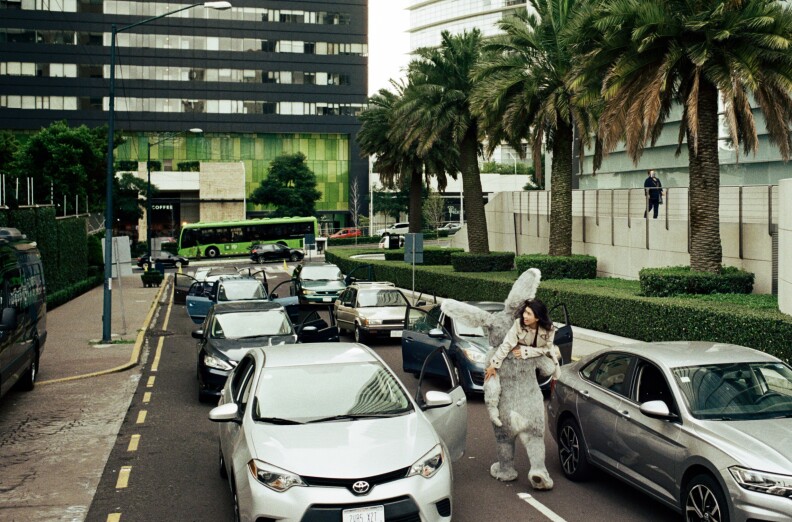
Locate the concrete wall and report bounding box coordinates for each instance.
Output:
[780,180,792,314]
[198,162,246,223]
[455,185,780,294]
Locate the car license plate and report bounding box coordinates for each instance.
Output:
[323,297,332,302]
[342,505,384,522]
[390,330,403,338]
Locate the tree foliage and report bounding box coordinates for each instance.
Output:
[250,152,321,217]
[10,121,109,211]
[113,172,153,224]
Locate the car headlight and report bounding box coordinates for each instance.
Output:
[729,466,792,497]
[407,444,444,479]
[362,318,383,326]
[301,289,315,295]
[461,347,486,363]
[203,353,234,371]
[248,460,306,492]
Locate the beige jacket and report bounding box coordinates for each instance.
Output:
[490,319,561,377]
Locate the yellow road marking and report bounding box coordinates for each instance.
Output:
[127,434,140,452]
[136,411,147,424]
[162,294,173,330]
[107,514,121,522]
[143,392,151,404]
[147,376,155,387]
[116,466,132,488]
[152,337,164,372]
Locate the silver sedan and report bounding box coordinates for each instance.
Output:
[209,342,467,522]
[547,341,792,522]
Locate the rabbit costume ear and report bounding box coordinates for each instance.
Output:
[440,299,494,328]
[504,268,541,316]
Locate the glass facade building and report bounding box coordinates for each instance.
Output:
[0,0,368,222]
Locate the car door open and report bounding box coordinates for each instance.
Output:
[415,345,467,462]
[297,307,340,343]
[174,273,197,305]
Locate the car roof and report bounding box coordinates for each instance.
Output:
[601,341,781,368]
[351,281,396,289]
[259,342,378,368]
[212,301,284,314]
[461,301,505,313]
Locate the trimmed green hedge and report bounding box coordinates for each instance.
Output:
[384,247,464,265]
[45,270,103,310]
[327,236,381,247]
[639,265,754,296]
[326,250,792,361]
[451,251,514,272]
[515,254,597,279]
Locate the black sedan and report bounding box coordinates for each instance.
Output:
[249,243,304,263]
[194,300,339,402]
[136,252,189,268]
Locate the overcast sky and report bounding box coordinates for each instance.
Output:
[368,1,411,95]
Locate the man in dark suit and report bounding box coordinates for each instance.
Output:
[644,169,663,219]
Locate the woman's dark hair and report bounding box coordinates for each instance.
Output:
[516,299,553,331]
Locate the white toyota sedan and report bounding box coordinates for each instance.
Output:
[209,342,467,522]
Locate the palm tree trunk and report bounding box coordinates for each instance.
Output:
[549,120,573,256]
[460,125,490,254]
[687,80,722,273]
[408,166,423,233]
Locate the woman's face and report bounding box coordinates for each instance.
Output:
[522,306,538,328]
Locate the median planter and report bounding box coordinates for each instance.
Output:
[141,269,163,288]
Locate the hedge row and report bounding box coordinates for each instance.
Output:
[46,269,103,310]
[451,251,515,272]
[639,266,754,296]
[325,250,792,362]
[326,231,446,248]
[515,254,597,279]
[384,247,464,265]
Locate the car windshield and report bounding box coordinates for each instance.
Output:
[213,310,293,338]
[357,289,407,307]
[254,361,413,423]
[217,280,266,301]
[673,362,792,420]
[454,320,486,337]
[301,266,342,281]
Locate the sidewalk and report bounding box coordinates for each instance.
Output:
[0,272,166,522]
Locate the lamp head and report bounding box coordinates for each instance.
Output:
[204,1,232,9]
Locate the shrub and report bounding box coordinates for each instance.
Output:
[515,254,597,280]
[115,160,138,171]
[384,247,464,265]
[87,233,104,267]
[451,251,515,272]
[639,266,754,297]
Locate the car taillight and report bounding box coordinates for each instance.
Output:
[549,379,557,396]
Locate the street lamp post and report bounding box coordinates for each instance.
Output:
[102,1,231,342]
[146,129,202,270]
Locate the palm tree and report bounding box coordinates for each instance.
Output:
[357,82,455,233]
[398,30,490,254]
[574,0,792,273]
[472,2,599,256]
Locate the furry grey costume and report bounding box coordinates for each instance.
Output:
[439,268,555,489]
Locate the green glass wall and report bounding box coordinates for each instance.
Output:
[116,132,350,213]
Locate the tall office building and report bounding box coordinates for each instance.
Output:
[0,0,368,232]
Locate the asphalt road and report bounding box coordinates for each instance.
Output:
[82,262,679,522]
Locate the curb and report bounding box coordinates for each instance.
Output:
[39,275,171,386]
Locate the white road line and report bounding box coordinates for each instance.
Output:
[517,493,567,522]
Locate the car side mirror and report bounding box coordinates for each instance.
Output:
[640,400,676,420]
[269,292,279,299]
[208,402,240,423]
[301,325,317,333]
[423,390,453,409]
[428,328,445,339]
[416,300,427,307]
[0,306,17,331]
[191,329,204,339]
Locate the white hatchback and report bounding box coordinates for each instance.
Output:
[209,342,467,522]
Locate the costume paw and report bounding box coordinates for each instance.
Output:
[490,462,519,482]
[528,471,554,490]
[488,412,502,427]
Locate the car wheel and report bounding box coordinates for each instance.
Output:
[15,348,38,392]
[354,324,368,343]
[685,474,730,522]
[290,253,300,261]
[219,445,228,479]
[198,389,214,404]
[205,246,220,258]
[558,417,591,481]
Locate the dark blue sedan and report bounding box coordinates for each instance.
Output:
[401,301,572,395]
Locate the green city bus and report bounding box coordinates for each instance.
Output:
[177,217,318,258]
